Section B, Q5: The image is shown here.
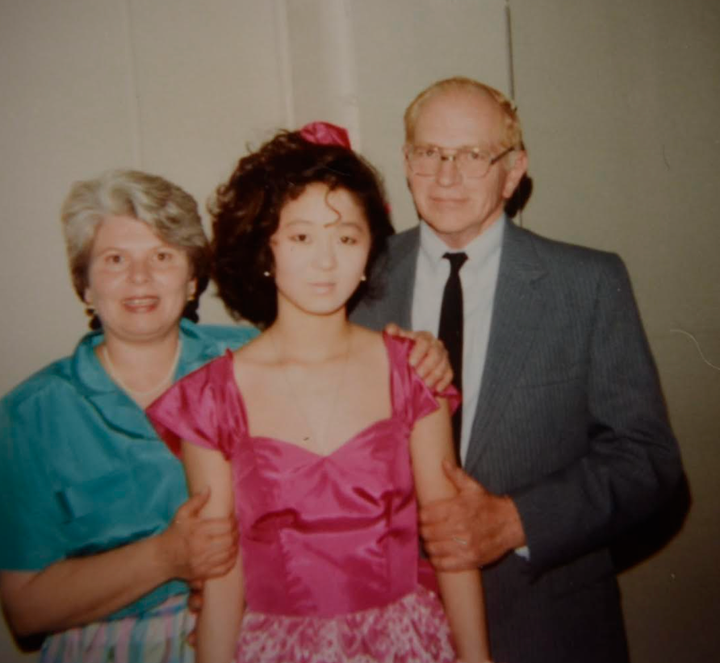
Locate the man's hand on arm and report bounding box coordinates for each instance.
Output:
[420,460,526,571]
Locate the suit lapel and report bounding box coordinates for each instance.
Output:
[464,222,548,472]
[375,228,420,329]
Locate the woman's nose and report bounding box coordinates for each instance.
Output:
[128,259,151,283]
[314,237,337,270]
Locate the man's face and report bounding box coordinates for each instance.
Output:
[405,89,527,249]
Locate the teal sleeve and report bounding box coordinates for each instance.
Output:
[0,390,75,570]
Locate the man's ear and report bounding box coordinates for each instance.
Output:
[503,150,528,200]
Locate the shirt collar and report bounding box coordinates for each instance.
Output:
[72,328,112,394]
[419,215,506,275]
[67,319,221,440]
[71,318,214,396]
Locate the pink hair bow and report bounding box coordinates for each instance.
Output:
[299,121,352,149]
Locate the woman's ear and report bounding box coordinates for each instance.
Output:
[187,279,197,301]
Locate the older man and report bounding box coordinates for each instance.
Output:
[352,77,682,663]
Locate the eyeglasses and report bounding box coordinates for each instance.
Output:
[405,144,515,178]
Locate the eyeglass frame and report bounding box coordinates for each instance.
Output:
[404,144,516,178]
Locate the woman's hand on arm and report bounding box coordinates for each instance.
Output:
[383,323,452,391]
[157,488,238,582]
[182,440,244,663]
[0,488,237,638]
[410,401,491,663]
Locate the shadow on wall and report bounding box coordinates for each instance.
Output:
[505,174,533,219]
[612,473,691,573]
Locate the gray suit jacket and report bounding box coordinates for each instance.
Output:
[352,220,681,663]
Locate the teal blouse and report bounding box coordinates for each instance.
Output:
[0,319,258,619]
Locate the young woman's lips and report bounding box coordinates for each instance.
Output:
[309,282,335,294]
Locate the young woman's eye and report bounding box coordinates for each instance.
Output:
[291,233,309,243]
[339,236,358,245]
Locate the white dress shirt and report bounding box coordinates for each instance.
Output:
[411,217,505,464]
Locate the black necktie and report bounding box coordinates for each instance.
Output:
[438,252,467,464]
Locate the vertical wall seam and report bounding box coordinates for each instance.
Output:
[334,0,362,150]
[272,0,295,128]
[505,0,523,227]
[120,0,143,167]
[505,0,516,100]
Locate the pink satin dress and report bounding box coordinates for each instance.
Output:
[148,333,460,663]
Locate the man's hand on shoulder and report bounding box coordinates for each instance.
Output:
[383,322,452,391]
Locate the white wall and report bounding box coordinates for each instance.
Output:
[2,0,717,661]
[0,1,509,660]
[510,1,720,661]
[0,0,289,393]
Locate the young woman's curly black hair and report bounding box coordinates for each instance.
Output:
[210,130,394,328]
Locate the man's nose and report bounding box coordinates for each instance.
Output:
[436,154,461,185]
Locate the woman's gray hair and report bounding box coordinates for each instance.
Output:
[60,169,210,313]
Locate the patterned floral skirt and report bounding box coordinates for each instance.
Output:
[235,584,458,663]
[40,594,194,663]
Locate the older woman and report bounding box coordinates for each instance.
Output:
[0,166,450,662]
[0,169,256,662]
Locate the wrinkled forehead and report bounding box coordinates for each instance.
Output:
[412,90,506,149]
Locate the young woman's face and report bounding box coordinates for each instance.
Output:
[84,215,196,344]
[270,183,371,319]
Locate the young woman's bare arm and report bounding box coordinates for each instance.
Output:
[0,492,236,637]
[182,440,244,663]
[410,400,491,663]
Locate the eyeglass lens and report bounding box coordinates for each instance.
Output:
[409,148,493,177]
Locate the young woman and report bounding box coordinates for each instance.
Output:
[148,128,491,663]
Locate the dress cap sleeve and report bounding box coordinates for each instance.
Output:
[147,352,242,459]
[384,332,461,426]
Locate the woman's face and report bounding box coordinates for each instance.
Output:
[270,183,371,319]
[84,215,196,344]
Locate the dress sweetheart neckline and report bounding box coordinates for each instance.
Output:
[224,331,402,460]
[249,416,398,460]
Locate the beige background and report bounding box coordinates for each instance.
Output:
[1,1,718,661]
